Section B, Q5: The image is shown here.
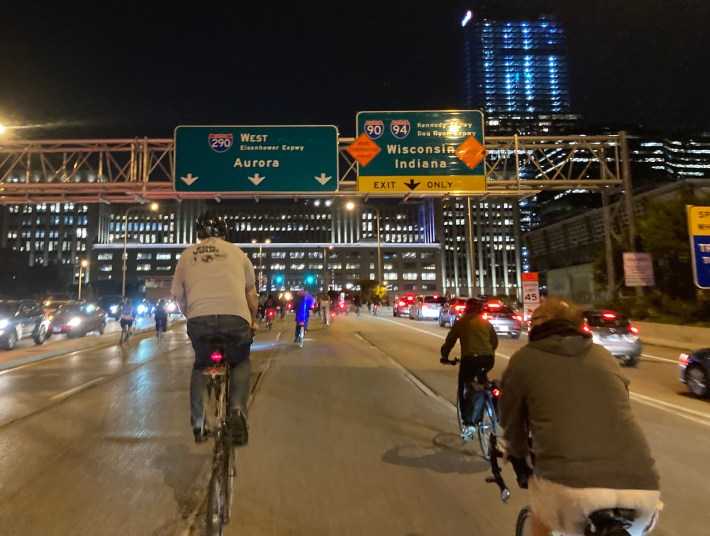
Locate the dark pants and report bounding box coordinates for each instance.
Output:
[458,354,494,426]
[186,315,253,430]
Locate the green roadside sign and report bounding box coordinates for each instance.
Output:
[174,125,339,192]
[351,110,486,193]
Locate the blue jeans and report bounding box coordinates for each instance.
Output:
[186,315,253,430]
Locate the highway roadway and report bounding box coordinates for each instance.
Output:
[0,312,706,535]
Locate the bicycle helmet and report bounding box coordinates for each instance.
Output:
[195,212,228,239]
[465,298,485,314]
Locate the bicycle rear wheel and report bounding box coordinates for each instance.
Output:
[516,507,532,536]
[477,399,499,460]
[206,460,227,535]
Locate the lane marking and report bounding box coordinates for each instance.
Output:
[50,377,106,400]
[641,353,679,364]
[379,318,709,426]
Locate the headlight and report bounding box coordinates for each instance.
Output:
[167,303,176,312]
[0,319,8,329]
[67,317,83,327]
[110,305,119,314]
[137,304,147,314]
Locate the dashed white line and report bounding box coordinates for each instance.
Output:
[50,377,106,400]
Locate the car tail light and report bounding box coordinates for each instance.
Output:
[454,305,466,313]
[628,325,639,336]
[481,312,490,321]
[581,323,592,334]
[210,351,223,362]
[601,312,616,320]
[398,300,405,307]
[679,353,689,366]
[486,301,502,309]
[512,314,523,322]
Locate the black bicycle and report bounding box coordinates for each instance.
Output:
[200,335,236,536]
[486,434,641,536]
[441,356,501,460]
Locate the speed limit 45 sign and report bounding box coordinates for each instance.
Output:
[522,272,540,321]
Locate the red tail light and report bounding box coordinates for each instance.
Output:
[628,325,639,336]
[513,314,523,322]
[454,305,466,313]
[339,302,346,310]
[486,301,502,309]
[481,312,490,321]
[581,323,592,334]
[601,312,616,320]
[679,353,689,366]
[491,388,501,398]
[210,351,223,362]
[267,309,275,318]
[331,311,336,317]
[398,300,405,307]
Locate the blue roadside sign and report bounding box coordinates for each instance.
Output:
[174,125,339,192]
[688,205,710,289]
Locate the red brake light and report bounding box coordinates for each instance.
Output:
[581,323,592,334]
[491,388,501,398]
[339,302,346,310]
[679,353,689,366]
[267,309,275,317]
[481,312,490,321]
[628,325,639,336]
[601,312,616,320]
[454,305,466,313]
[512,314,523,322]
[406,295,415,302]
[210,351,223,362]
[331,311,336,317]
[487,302,502,309]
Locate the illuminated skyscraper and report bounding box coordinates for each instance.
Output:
[462,10,571,115]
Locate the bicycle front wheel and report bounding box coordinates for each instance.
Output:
[477,399,499,460]
[515,506,533,536]
[206,462,227,536]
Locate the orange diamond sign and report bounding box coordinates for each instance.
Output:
[346,133,381,167]
[456,136,488,170]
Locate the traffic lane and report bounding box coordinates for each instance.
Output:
[348,315,706,535]
[231,314,528,535]
[0,321,281,536]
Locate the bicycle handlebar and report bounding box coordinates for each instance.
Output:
[440,356,460,366]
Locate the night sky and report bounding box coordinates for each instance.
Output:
[1,0,708,139]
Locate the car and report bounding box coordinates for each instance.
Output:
[42,293,75,315]
[136,299,155,317]
[482,301,523,338]
[439,297,468,327]
[0,300,49,350]
[409,295,447,321]
[97,295,123,320]
[47,302,107,338]
[582,310,642,367]
[393,294,416,317]
[679,348,710,398]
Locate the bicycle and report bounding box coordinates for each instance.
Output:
[265,308,275,331]
[200,335,237,536]
[441,356,501,460]
[119,321,133,345]
[156,318,167,345]
[296,321,305,348]
[486,434,642,536]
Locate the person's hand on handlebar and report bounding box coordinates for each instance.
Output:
[440,356,459,365]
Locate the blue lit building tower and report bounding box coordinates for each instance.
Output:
[462,10,571,115]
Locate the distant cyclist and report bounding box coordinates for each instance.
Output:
[171,212,258,446]
[119,298,137,336]
[293,289,314,342]
[154,298,168,336]
[440,298,498,440]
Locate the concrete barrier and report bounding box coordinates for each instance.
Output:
[635,320,710,351]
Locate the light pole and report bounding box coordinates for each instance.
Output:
[78,259,89,301]
[122,202,159,298]
[251,238,271,291]
[323,245,334,290]
[346,201,382,285]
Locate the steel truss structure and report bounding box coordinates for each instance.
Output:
[0,134,629,204]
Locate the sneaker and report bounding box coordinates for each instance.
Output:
[228,409,249,447]
[193,426,210,443]
[460,425,476,441]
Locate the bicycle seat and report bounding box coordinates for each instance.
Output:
[586,508,637,534]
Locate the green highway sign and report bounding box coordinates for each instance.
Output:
[351,110,487,193]
[174,125,339,192]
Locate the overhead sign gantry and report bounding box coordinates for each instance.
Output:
[348,110,487,193]
[174,125,339,193]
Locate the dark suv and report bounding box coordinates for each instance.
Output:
[0,300,50,350]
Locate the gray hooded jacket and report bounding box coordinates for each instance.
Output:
[499,321,660,490]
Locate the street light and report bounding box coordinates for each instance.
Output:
[251,238,271,291]
[346,201,382,285]
[78,259,89,301]
[122,202,159,298]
